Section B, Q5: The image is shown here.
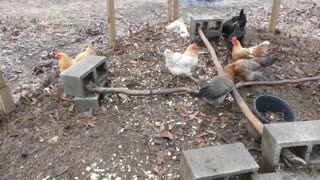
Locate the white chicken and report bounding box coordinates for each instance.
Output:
[164,43,199,82]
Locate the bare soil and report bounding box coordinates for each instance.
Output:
[0,0,320,179]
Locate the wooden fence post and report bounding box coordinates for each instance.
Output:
[106,0,117,50]
[167,0,173,21]
[173,0,179,21]
[269,0,281,33]
[0,70,15,114]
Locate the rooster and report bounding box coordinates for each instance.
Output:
[231,36,270,60]
[230,54,278,81]
[164,43,199,82]
[198,64,235,105]
[54,41,97,73]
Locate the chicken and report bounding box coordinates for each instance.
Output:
[231,36,270,60]
[73,41,96,63]
[54,41,97,73]
[230,54,278,81]
[54,52,75,73]
[164,43,199,82]
[198,64,235,105]
[222,9,247,37]
[227,24,246,51]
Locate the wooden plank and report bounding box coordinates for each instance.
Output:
[106,0,117,50]
[0,70,6,89]
[269,0,281,33]
[173,0,179,21]
[167,0,173,21]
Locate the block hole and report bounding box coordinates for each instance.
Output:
[280,146,308,165]
[83,72,95,86]
[96,62,107,80]
[310,145,320,165]
[215,173,251,180]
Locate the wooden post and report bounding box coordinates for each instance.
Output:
[106,0,117,50]
[269,0,281,33]
[173,0,179,21]
[167,0,173,21]
[0,70,15,114]
[0,70,6,89]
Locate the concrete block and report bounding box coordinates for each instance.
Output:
[190,15,223,42]
[61,56,107,97]
[251,171,320,180]
[261,120,320,167]
[0,86,16,114]
[180,143,259,180]
[74,94,101,110]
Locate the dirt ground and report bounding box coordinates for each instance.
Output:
[0,0,320,179]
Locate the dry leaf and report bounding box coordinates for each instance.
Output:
[189,111,199,120]
[219,123,228,129]
[129,60,138,64]
[48,136,59,144]
[294,66,304,74]
[153,165,167,177]
[156,151,166,165]
[160,130,174,140]
[174,104,189,117]
[118,93,128,99]
[55,165,70,176]
[85,119,96,128]
[195,131,208,138]
[68,104,75,112]
[159,123,165,132]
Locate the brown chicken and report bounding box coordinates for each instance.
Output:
[198,64,235,105]
[229,54,278,81]
[54,41,97,73]
[73,41,96,63]
[54,52,75,73]
[231,36,270,60]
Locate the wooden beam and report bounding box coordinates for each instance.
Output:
[269,0,281,33]
[106,0,117,50]
[0,70,6,89]
[167,0,173,21]
[173,0,179,21]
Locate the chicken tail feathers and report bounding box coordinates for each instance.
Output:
[258,54,278,67]
[164,49,174,65]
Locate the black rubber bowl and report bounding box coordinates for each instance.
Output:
[253,95,297,124]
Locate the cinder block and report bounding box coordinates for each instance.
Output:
[251,172,319,180]
[190,15,223,42]
[61,56,107,97]
[0,86,15,114]
[74,94,101,110]
[261,120,320,167]
[180,143,259,180]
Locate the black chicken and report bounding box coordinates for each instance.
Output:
[222,9,247,37]
[227,24,245,51]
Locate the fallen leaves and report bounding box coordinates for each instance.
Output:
[80,109,97,129]
[55,165,70,176]
[160,131,174,140]
[48,136,59,144]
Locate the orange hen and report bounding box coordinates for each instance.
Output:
[231,36,270,61]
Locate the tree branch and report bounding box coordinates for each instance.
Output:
[197,26,306,165]
[87,85,199,96]
[236,76,320,88]
[197,26,263,134]
[197,26,224,75]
